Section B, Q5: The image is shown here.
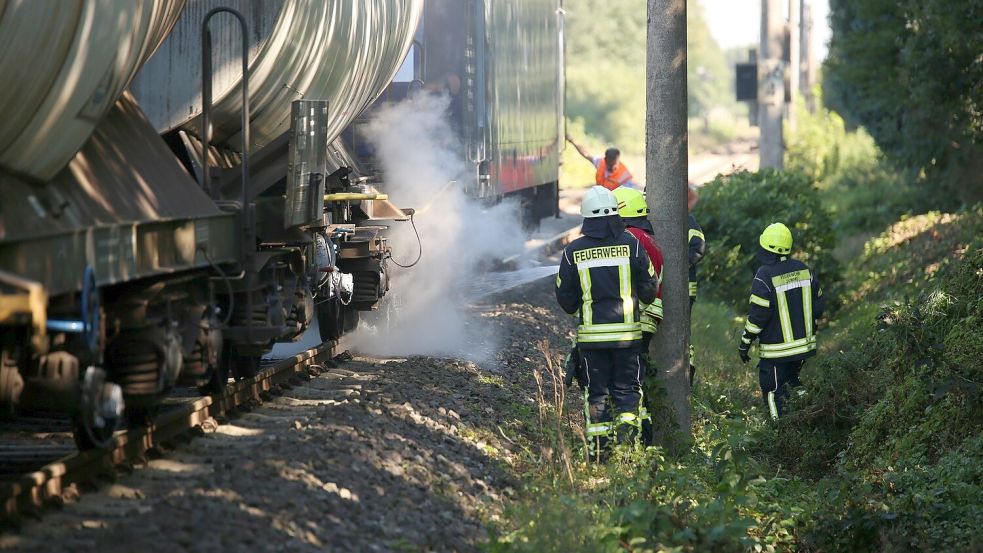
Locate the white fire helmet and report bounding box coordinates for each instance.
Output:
[580,186,619,218]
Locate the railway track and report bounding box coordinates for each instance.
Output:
[0,221,578,527]
[0,338,347,524]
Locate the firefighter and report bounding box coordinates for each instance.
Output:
[687,186,706,385]
[566,135,637,190]
[738,223,825,419]
[612,186,664,352]
[556,186,658,452]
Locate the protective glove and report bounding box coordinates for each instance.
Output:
[739,347,751,364]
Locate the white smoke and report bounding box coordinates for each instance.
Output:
[351,93,526,360]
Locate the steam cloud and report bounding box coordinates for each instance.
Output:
[352,93,526,360]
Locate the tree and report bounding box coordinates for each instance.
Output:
[824,0,983,201]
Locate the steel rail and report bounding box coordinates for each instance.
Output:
[0,338,345,522]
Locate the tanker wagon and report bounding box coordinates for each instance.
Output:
[0,0,423,447]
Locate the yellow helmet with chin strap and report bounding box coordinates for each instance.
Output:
[612,186,649,218]
[759,222,793,254]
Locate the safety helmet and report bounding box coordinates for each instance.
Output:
[613,186,649,218]
[580,185,619,218]
[759,222,793,254]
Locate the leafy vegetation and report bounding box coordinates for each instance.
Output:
[563,0,739,166]
[489,207,983,552]
[694,169,842,312]
[785,93,957,242]
[824,0,983,203]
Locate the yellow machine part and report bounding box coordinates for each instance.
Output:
[0,270,47,343]
[323,192,390,201]
[325,186,410,221]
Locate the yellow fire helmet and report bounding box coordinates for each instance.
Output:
[612,186,649,218]
[759,222,793,254]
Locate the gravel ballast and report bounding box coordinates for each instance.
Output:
[1,277,572,553]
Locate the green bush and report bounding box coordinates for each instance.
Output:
[695,169,842,312]
[784,91,955,240]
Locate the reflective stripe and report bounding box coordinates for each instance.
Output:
[586,423,612,436]
[579,322,641,333]
[616,412,637,423]
[688,281,698,296]
[774,279,811,293]
[640,317,658,333]
[760,344,816,359]
[803,282,814,336]
[775,290,794,343]
[578,257,631,269]
[688,228,705,241]
[767,368,779,420]
[555,274,561,287]
[584,387,611,437]
[760,335,816,352]
[741,336,752,345]
[578,331,643,343]
[647,259,656,278]
[579,268,593,325]
[643,299,663,319]
[619,264,633,324]
[744,320,763,334]
[750,294,770,308]
[767,391,779,420]
[616,411,642,429]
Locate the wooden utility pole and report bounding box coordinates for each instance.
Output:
[758,0,784,168]
[800,0,816,110]
[646,0,690,446]
[787,0,800,130]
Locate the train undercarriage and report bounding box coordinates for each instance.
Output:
[0,92,404,448]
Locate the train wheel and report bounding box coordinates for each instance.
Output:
[316,299,344,342]
[199,339,232,395]
[198,363,228,396]
[73,367,124,450]
[231,354,260,381]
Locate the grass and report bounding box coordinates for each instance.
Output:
[486,202,983,551]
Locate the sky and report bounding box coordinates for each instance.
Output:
[700,0,831,61]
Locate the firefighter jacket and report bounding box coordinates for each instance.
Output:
[624,222,664,333]
[688,214,705,298]
[556,227,658,349]
[594,159,633,190]
[739,253,825,362]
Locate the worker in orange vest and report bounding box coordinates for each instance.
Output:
[567,135,637,190]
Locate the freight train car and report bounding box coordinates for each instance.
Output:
[0,0,423,447]
[342,0,565,225]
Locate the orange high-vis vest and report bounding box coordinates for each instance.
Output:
[595,159,632,190]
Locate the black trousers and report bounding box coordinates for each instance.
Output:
[758,359,805,419]
[580,345,643,426]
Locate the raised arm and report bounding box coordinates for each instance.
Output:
[566,134,595,164]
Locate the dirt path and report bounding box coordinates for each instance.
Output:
[1,278,570,553]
